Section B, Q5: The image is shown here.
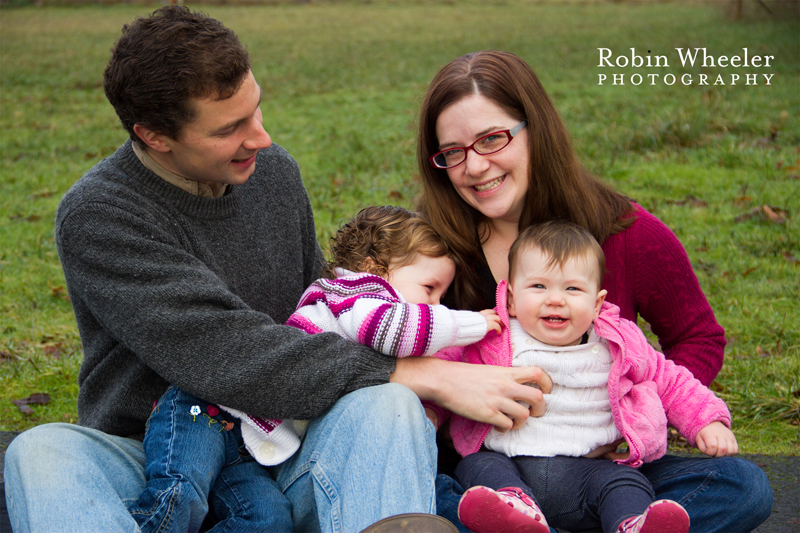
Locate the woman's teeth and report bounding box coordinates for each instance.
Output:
[474,176,504,192]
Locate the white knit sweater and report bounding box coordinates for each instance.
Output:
[483,319,622,458]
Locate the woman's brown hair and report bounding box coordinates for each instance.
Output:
[416,50,634,310]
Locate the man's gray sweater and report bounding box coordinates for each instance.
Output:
[56,141,395,439]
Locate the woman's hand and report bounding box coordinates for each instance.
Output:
[391,357,552,431]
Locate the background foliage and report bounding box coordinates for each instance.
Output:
[1,0,798,452]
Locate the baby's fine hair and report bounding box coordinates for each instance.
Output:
[323,206,451,279]
[508,221,606,287]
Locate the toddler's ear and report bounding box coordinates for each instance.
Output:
[594,289,608,319]
[360,257,381,276]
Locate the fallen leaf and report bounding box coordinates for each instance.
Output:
[782,252,800,265]
[13,403,35,415]
[50,286,70,301]
[27,393,50,404]
[741,266,759,277]
[756,346,770,357]
[387,190,404,200]
[784,159,800,171]
[665,195,707,207]
[762,205,786,224]
[42,344,62,358]
[687,195,707,207]
[734,205,789,224]
[11,393,51,415]
[734,207,760,223]
[27,190,54,200]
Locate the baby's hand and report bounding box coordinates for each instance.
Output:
[480,309,502,334]
[696,421,738,457]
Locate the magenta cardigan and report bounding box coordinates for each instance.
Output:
[600,204,725,387]
[431,281,732,467]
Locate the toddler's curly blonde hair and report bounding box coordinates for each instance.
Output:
[323,206,452,279]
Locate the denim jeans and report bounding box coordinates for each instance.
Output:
[5,383,437,533]
[128,386,290,533]
[456,452,655,532]
[437,453,772,533]
[274,383,438,532]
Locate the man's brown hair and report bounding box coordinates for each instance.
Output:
[104,6,251,143]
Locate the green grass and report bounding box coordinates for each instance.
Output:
[1,1,798,453]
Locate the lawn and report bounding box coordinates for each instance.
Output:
[1,0,798,453]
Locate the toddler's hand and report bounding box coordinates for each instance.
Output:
[480,309,502,334]
[696,421,738,457]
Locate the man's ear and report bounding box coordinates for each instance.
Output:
[133,124,172,153]
[594,289,608,319]
[507,285,517,317]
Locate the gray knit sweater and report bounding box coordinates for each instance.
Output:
[56,141,395,439]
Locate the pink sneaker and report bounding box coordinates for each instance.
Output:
[457,486,549,533]
[618,500,690,533]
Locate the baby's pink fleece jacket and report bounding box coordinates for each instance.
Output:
[430,281,732,467]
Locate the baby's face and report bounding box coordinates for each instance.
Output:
[508,249,606,346]
[387,254,456,305]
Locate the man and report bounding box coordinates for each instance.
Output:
[3,7,452,532]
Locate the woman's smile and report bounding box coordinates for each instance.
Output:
[473,175,506,193]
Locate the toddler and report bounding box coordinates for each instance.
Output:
[129,205,499,532]
[436,221,738,533]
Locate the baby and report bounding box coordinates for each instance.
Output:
[438,221,737,533]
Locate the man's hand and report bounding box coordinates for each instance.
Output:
[479,309,502,335]
[696,421,738,457]
[391,357,552,432]
[424,407,439,429]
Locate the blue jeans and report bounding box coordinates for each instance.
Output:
[456,452,655,532]
[437,453,772,533]
[274,383,438,532]
[128,386,290,533]
[5,383,437,533]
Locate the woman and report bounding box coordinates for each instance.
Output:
[416,50,772,532]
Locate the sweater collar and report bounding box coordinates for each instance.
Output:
[117,141,242,220]
[132,142,229,198]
